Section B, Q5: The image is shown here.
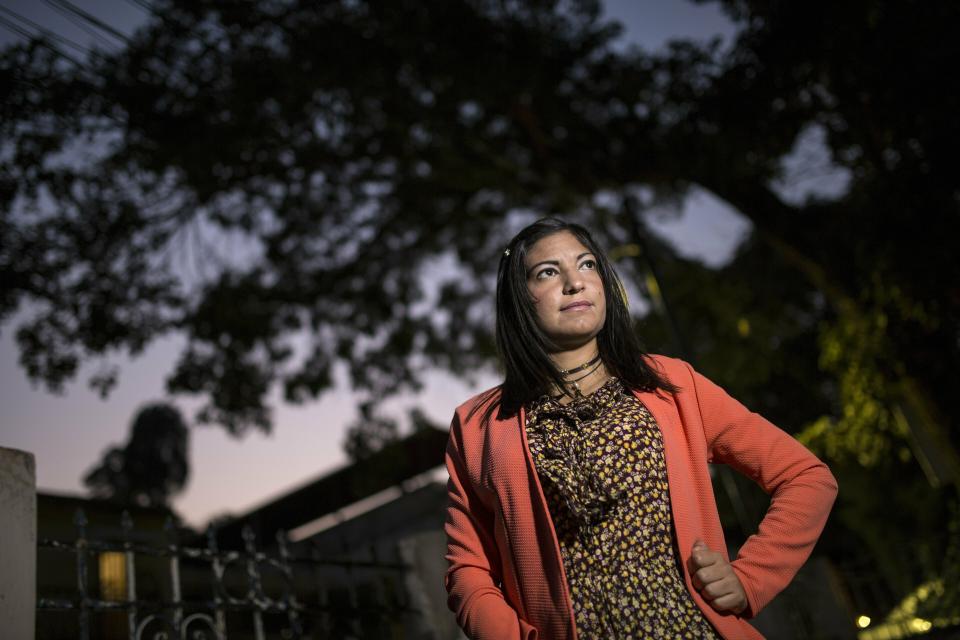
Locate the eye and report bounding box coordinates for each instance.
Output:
[579,259,597,270]
[535,267,558,280]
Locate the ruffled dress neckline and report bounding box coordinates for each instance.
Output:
[524,377,627,523]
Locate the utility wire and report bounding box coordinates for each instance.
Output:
[0,14,86,68]
[43,0,133,44]
[41,0,116,51]
[121,0,158,15]
[0,13,38,43]
[0,5,97,57]
[0,5,131,132]
[0,9,124,108]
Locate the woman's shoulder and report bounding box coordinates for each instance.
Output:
[642,352,692,380]
[453,384,505,428]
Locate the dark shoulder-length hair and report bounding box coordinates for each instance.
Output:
[477,216,677,420]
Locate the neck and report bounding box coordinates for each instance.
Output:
[548,339,611,402]
[549,339,600,372]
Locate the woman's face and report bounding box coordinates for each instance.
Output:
[524,230,606,352]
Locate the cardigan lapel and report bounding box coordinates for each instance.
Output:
[487,406,578,640]
[633,388,700,577]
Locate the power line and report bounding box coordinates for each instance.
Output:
[41,0,116,51]
[0,14,88,68]
[121,0,158,15]
[0,5,97,57]
[0,8,123,86]
[0,13,39,42]
[43,0,133,45]
[0,1,145,127]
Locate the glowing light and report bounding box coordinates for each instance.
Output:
[908,618,932,633]
[645,273,662,301]
[856,615,871,628]
[98,552,127,601]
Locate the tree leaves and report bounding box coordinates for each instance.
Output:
[2,0,958,452]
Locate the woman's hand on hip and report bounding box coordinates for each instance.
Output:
[688,539,748,614]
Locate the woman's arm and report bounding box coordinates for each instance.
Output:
[444,413,538,640]
[682,360,839,618]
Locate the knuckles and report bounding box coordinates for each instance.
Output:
[702,581,725,599]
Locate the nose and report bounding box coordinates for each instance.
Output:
[563,270,584,295]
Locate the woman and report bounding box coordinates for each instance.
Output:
[443,218,838,640]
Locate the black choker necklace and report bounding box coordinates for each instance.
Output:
[559,353,602,377]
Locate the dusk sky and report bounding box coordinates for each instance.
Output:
[0,0,763,528]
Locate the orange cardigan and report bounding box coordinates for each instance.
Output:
[444,354,838,640]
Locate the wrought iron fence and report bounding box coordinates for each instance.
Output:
[37,508,419,640]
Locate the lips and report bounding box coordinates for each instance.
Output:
[560,301,593,311]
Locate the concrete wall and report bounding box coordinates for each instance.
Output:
[0,446,36,640]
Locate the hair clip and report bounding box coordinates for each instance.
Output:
[503,248,511,256]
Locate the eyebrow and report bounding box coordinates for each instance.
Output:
[526,252,594,277]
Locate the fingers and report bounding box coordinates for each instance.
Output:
[697,575,747,613]
[689,540,722,571]
[691,563,727,590]
[710,591,748,613]
[687,539,719,582]
[688,539,748,614]
[697,574,738,601]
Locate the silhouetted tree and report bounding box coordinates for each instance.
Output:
[85,402,189,507]
[342,401,399,462]
[2,1,956,443]
[342,404,443,461]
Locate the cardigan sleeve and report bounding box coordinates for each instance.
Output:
[680,360,839,618]
[444,412,538,640]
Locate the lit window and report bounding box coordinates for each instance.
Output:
[99,552,127,601]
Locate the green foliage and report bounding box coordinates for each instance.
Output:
[794,275,958,614]
[857,493,960,638]
[798,308,909,467]
[798,272,949,467]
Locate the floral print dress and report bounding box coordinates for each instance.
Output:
[524,377,720,639]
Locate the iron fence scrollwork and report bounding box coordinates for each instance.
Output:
[37,508,417,639]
